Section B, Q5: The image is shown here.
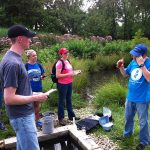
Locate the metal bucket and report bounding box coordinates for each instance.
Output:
[42,116,54,134]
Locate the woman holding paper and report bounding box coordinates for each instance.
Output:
[56,48,81,126]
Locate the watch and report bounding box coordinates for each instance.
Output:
[139,64,145,67]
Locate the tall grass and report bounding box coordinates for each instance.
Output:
[94,77,127,108]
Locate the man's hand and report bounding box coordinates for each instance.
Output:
[34,93,48,102]
[136,56,146,66]
[116,58,124,68]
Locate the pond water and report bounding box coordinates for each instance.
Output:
[84,69,124,100]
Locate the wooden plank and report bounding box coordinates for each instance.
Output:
[3,125,101,150]
[37,125,70,142]
[4,125,71,149]
[68,127,102,150]
[4,137,16,149]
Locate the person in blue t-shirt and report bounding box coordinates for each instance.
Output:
[117,44,150,150]
[25,49,46,121]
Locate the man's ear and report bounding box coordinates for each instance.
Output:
[142,54,147,59]
[16,36,22,43]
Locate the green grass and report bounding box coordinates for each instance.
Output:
[94,78,127,107]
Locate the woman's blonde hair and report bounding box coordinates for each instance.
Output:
[26,49,35,58]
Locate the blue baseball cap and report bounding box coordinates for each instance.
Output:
[130,44,147,57]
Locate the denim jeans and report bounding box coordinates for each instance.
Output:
[10,113,40,150]
[124,101,149,145]
[57,83,75,120]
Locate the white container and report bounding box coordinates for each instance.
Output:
[103,107,111,117]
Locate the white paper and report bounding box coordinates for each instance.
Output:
[45,89,57,95]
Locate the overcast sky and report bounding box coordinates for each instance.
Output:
[82,0,94,11]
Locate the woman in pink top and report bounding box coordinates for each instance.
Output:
[56,48,81,126]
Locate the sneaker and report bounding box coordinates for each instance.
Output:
[69,117,80,121]
[136,144,146,150]
[59,119,66,126]
[36,121,43,128]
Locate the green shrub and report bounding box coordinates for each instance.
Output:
[0,27,7,38]
[102,40,132,55]
[61,39,103,58]
[34,47,58,64]
[94,78,127,108]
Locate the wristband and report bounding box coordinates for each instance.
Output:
[139,64,144,68]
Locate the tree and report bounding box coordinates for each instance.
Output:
[0,0,44,29]
[133,0,150,38]
[40,0,86,34]
[84,0,121,38]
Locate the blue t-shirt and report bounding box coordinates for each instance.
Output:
[125,58,150,103]
[26,63,45,92]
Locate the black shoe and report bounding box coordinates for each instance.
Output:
[116,135,128,141]
[59,119,66,126]
[69,117,80,121]
[136,144,146,150]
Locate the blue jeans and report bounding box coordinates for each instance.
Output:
[124,101,149,145]
[57,83,75,120]
[10,113,40,150]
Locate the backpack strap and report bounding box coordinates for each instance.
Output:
[60,59,65,73]
[59,59,71,72]
[25,63,42,72]
[25,63,29,70]
[37,63,43,73]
